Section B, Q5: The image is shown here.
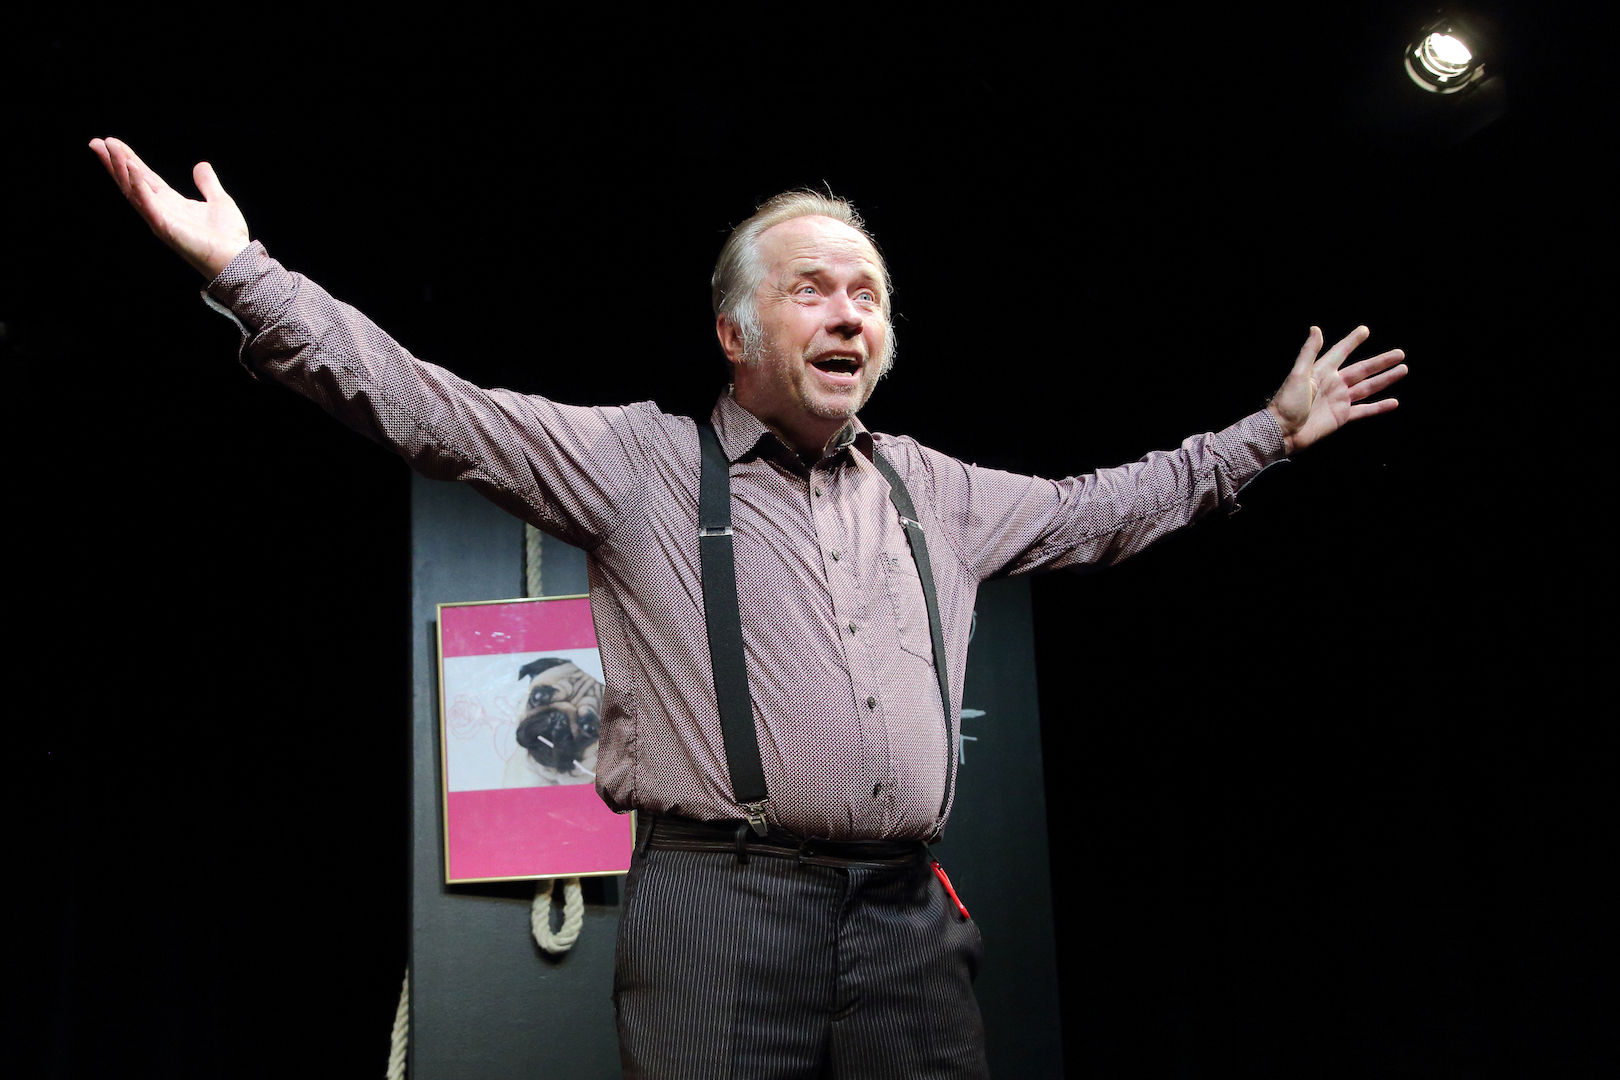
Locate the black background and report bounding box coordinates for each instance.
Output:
[10,4,1612,1076]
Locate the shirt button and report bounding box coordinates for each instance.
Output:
[813,487,823,497]
[866,696,877,709]
[848,623,858,635]
[830,550,841,561]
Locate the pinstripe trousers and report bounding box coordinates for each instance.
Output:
[612,831,990,1079]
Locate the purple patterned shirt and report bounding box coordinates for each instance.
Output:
[205,242,1286,841]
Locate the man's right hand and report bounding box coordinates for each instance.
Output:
[90,137,251,281]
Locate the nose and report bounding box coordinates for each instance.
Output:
[825,292,864,340]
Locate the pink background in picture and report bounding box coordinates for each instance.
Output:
[441,597,597,657]
[440,596,630,880]
[446,785,633,881]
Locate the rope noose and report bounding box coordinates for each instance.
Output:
[526,523,586,954]
[531,874,587,951]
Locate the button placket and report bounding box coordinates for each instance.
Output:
[821,459,894,823]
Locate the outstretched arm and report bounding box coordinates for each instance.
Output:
[89,136,647,550]
[89,137,250,280]
[1266,326,1408,455]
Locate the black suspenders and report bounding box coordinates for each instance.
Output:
[697,425,956,835]
[867,451,956,791]
[698,424,772,833]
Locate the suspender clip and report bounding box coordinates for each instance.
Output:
[743,801,771,837]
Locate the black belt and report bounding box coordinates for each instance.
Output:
[638,814,928,870]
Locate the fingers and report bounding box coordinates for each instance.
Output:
[193,161,228,203]
[1292,326,1323,375]
[1347,397,1399,420]
[88,137,114,178]
[1339,342,1407,419]
[96,138,171,202]
[1340,349,1407,386]
[1350,362,1408,401]
[89,137,133,194]
[104,137,142,191]
[1339,349,1408,407]
[104,139,146,203]
[1318,325,1371,371]
[91,137,188,239]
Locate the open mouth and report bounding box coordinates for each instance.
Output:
[812,356,862,375]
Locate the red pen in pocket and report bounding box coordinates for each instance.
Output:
[931,859,970,920]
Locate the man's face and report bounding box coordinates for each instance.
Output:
[723,215,890,454]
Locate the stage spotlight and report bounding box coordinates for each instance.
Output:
[1405,16,1490,94]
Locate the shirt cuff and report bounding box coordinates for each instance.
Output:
[197,240,296,375]
[1211,409,1290,508]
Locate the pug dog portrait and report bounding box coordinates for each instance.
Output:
[502,657,604,786]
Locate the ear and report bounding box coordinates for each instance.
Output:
[716,313,745,367]
[518,657,566,680]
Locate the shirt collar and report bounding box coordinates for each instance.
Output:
[709,391,874,472]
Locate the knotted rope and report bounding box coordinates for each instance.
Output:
[530,874,587,952]
[525,522,586,954]
[386,969,409,1080]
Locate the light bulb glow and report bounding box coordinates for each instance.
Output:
[1405,23,1486,94]
[1419,33,1474,78]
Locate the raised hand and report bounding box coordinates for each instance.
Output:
[89,137,251,280]
[1267,326,1408,455]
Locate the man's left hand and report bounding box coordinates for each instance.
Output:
[1267,326,1408,455]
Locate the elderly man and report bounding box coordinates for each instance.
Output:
[91,137,1406,1079]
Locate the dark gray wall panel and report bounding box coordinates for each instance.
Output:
[409,475,622,1080]
[937,577,1064,1077]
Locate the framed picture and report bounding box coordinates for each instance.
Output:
[436,594,634,883]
